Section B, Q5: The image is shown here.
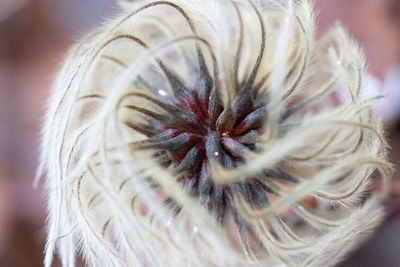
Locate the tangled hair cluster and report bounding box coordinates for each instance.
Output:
[38,0,392,266]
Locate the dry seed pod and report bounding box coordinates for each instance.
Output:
[38,0,392,266]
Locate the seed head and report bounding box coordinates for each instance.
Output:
[38,0,392,266]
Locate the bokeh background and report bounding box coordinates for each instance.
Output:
[0,0,399,266]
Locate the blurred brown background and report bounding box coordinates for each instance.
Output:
[0,0,399,266]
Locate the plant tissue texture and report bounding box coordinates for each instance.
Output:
[38,0,392,266]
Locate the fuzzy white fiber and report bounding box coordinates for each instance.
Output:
[38,0,392,266]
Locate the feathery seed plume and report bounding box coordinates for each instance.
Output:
[38,0,392,266]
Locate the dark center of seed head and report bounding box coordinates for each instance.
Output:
[136,86,268,221]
